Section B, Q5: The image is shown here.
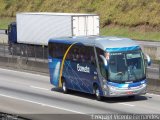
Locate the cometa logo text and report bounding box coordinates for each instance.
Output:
[77,64,90,73]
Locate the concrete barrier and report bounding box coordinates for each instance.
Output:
[141,46,160,61]
[0,34,8,44]
[0,56,49,74]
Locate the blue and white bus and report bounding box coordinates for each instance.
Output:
[48,36,151,100]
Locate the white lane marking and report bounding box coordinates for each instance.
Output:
[30,85,49,91]
[0,93,85,114]
[118,103,135,107]
[0,78,29,86]
[0,68,49,78]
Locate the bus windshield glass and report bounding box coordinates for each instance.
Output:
[108,51,145,83]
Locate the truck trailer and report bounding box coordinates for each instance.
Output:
[7,12,99,58]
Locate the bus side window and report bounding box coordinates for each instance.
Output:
[49,43,57,58]
[52,43,66,59]
[79,46,85,63]
[67,45,78,62]
[90,47,96,65]
[73,47,78,61]
[66,45,71,60]
[61,44,70,59]
[54,45,60,58]
[90,55,96,65]
[48,43,53,57]
[55,43,62,58]
[86,46,96,65]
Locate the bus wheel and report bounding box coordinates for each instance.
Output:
[95,87,102,101]
[62,81,68,94]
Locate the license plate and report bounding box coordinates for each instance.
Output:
[127,91,133,94]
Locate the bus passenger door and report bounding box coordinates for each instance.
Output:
[77,62,98,93]
[94,48,109,96]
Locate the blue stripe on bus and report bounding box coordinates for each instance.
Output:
[49,39,72,44]
[107,79,146,88]
[49,39,84,45]
[105,46,141,52]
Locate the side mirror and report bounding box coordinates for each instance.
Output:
[145,54,151,66]
[99,55,108,68]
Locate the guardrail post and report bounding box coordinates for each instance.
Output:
[3,40,5,56]
[43,45,45,63]
[26,45,28,64]
[34,45,36,61]
[159,63,160,80]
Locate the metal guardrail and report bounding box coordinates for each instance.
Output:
[0,29,7,34]
[159,65,160,79]
[0,112,31,120]
[0,31,48,62]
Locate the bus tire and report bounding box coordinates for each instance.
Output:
[62,80,68,94]
[94,86,102,101]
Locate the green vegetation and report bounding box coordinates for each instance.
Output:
[101,26,160,41]
[0,0,160,27]
[0,17,15,29]
[0,0,159,41]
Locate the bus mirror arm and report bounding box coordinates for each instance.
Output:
[145,54,151,66]
[99,55,108,68]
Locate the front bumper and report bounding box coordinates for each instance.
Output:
[103,84,147,97]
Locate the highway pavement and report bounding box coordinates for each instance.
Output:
[0,68,160,120]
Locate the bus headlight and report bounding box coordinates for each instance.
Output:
[108,85,117,90]
[103,84,107,89]
[142,83,147,88]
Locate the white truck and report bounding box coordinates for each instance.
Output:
[7,12,99,58]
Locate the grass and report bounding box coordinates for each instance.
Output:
[0,17,15,29]
[101,26,160,41]
[0,0,160,27]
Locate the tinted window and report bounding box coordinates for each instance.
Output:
[67,44,96,64]
[48,42,69,58]
[49,42,96,67]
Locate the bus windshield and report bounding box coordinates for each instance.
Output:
[108,51,145,83]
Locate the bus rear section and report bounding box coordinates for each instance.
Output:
[48,40,100,95]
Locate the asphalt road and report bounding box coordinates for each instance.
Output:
[0,68,160,120]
